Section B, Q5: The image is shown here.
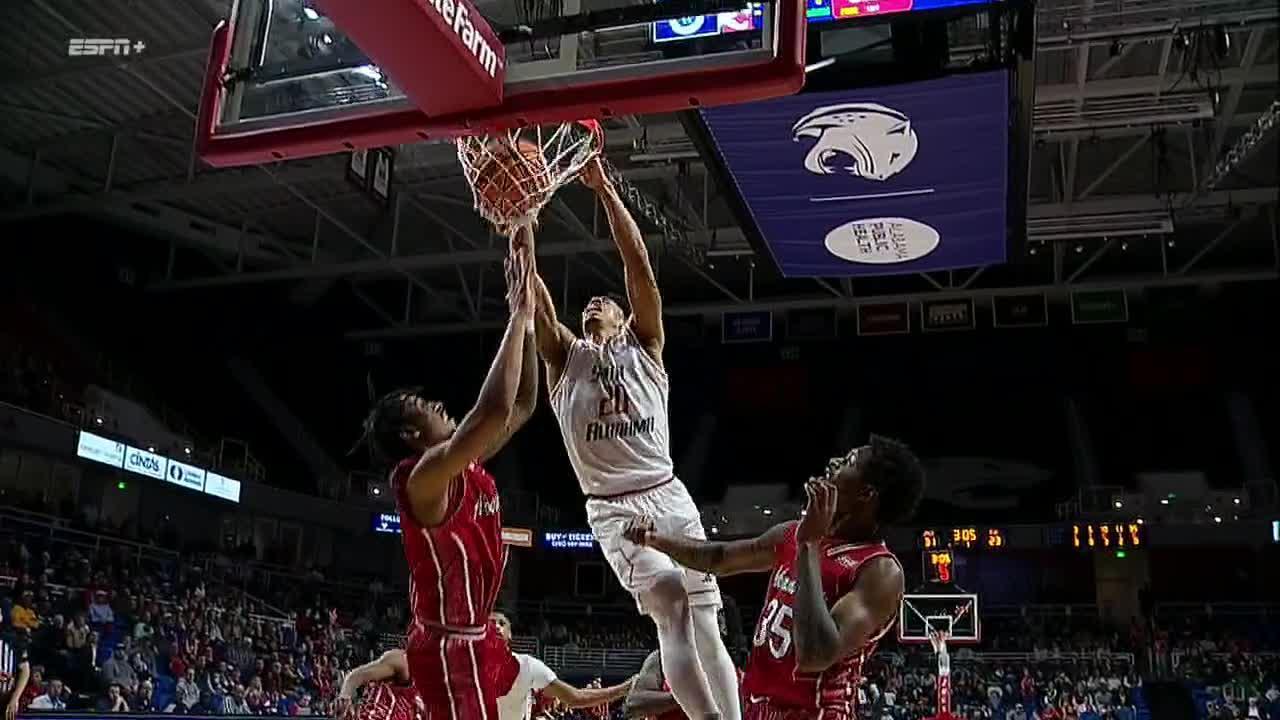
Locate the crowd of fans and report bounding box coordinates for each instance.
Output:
[5,520,1279,720]
[6,335,1280,720]
[1,532,380,716]
[857,651,1147,720]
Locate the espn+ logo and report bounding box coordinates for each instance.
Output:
[127,450,162,474]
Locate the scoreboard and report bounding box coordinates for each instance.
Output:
[915,523,1150,552]
[919,526,1008,551]
[1073,521,1143,549]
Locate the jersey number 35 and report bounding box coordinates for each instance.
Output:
[753,598,794,659]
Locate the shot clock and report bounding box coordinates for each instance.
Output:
[924,549,955,584]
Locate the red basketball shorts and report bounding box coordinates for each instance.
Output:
[744,696,853,720]
[406,634,500,720]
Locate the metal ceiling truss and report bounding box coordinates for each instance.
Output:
[1,0,1274,338]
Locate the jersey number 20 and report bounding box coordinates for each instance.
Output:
[753,598,793,659]
[597,383,631,418]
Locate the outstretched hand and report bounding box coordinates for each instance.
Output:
[579,157,610,192]
[796,480,837,545]
[622,514,655,546]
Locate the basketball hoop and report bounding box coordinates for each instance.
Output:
[456,120,604,232]
[928,627,950,655]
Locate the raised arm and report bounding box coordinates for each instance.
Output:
[580,159,663,360]
[532,277,576,392]
[404,245,534,526]
[791,482,904,673]
[481,230,540,462]
[624,518,793,577]
[624,651,681,719]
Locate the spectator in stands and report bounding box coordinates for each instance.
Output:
[88,592,114,627]
[26,678,67,711]
[133,679,158,713]
[9,593,39,633]
[103,683,129,713]
[99,647,137,696]
[223,683,251,715]
[181,666,206,712]
[133,609,154,642]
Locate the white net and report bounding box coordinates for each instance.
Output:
[456,120,604,231]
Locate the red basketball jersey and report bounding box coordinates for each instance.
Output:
[392,458,507,636]
[358,683,421,720]
[741,524,901,717]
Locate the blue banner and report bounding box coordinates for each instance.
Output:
[702,70,1009,277]
[722,310,773,343]
[373,512,402,534]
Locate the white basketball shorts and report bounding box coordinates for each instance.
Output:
[587,477,721,615]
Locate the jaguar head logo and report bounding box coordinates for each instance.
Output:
[792,103,919,181]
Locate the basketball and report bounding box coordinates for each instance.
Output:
[470,139,551,226]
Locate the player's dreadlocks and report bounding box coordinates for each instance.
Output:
[821,435,926,526]
[357,387,427,465]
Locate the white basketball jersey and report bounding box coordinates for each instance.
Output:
[550,326,673,497]
[496,654,556,720]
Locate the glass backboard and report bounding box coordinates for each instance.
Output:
[898,593,981,644]
[197,0,806,166]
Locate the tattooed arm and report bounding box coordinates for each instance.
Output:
[793,551,903,673]
[624,520,793,577]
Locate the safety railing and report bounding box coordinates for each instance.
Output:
[952,651,1136,665]
[540,645,652,674]
[0,507,180,566]
[1171,651,1280,670]
[1154,602,1280,619]
[375,632,539,655]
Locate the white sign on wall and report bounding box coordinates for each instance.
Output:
[76,432,125,468]
[124,445,167,479]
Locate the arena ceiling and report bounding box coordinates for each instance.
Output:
[0,0,1276,338]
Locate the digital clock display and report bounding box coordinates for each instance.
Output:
[1071,522,1144,549]
[925,549,954,584]
[919,526,1007,551]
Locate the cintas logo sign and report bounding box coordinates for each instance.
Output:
[125,446,166,479]
[424,0,502,78]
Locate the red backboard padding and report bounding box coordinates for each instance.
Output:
[197,1,807,167]
[312,0,505,118]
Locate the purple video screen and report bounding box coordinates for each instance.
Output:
[700,70,1009,278]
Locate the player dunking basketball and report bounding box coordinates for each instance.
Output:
[530,158,740,720]
[361,239,538,720]
[626,436,926,720]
